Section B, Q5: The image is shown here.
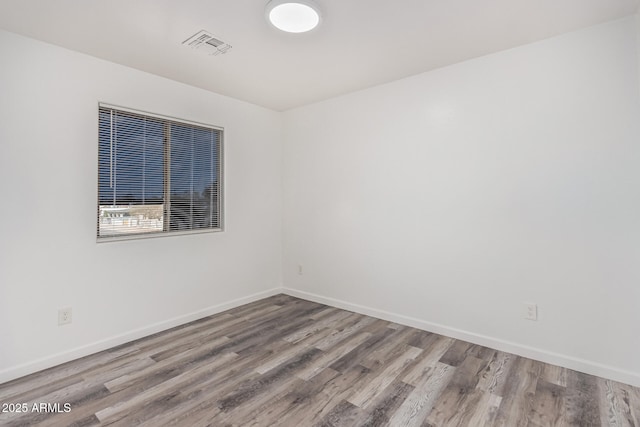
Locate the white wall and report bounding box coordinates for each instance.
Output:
[0,30,282,382]
[637,11,640,91]
[283,16,640,386]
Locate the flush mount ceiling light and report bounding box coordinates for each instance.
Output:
[266,0,321,33]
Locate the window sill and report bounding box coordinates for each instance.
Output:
[96,227,223,243]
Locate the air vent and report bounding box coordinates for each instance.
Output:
[182,30,232,56]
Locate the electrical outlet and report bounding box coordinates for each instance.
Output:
[58,307,72,326]
[524,303,537,321]
[298,264,303,275]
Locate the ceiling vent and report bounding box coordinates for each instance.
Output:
[182,30,232,56]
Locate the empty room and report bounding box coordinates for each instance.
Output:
[1,0,640,425]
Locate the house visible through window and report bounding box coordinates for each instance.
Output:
[98,105,223,239]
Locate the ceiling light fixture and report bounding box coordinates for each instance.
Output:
[266,0,321,33]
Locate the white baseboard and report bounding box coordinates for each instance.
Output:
[0,287,285,385]
[4,286,638,388]
[282,287,640,388]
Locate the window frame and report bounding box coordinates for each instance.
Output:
[96,103,224,242]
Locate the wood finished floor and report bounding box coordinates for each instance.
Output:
[1,295,639,426]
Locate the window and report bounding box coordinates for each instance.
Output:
[98,104,223,240]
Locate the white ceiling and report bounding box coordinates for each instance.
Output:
[0,0,638,111]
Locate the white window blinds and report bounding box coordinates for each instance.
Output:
[98,105,223,239]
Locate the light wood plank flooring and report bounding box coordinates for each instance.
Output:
[1,294,639,426]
